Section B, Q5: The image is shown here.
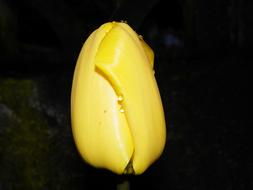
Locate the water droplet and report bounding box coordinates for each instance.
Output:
[118,95,123,102]
[138,35,143,40]
[120,20,127,24]
[153,70,155,75]
[120,107,125,113]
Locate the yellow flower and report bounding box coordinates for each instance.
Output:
[71,21,166,175]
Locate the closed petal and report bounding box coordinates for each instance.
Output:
[94,23,166,174]
[71,23,134,174]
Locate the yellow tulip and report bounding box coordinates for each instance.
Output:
[71,21,166,175]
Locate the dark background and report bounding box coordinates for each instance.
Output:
[0,0,251,189]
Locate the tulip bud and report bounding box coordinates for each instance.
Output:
[71,21,166,175]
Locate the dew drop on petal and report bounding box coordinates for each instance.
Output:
[120,20,128,24]
[118,95,123,102]
[119,107,125,113]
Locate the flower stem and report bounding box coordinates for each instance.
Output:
[116,180,130,190]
